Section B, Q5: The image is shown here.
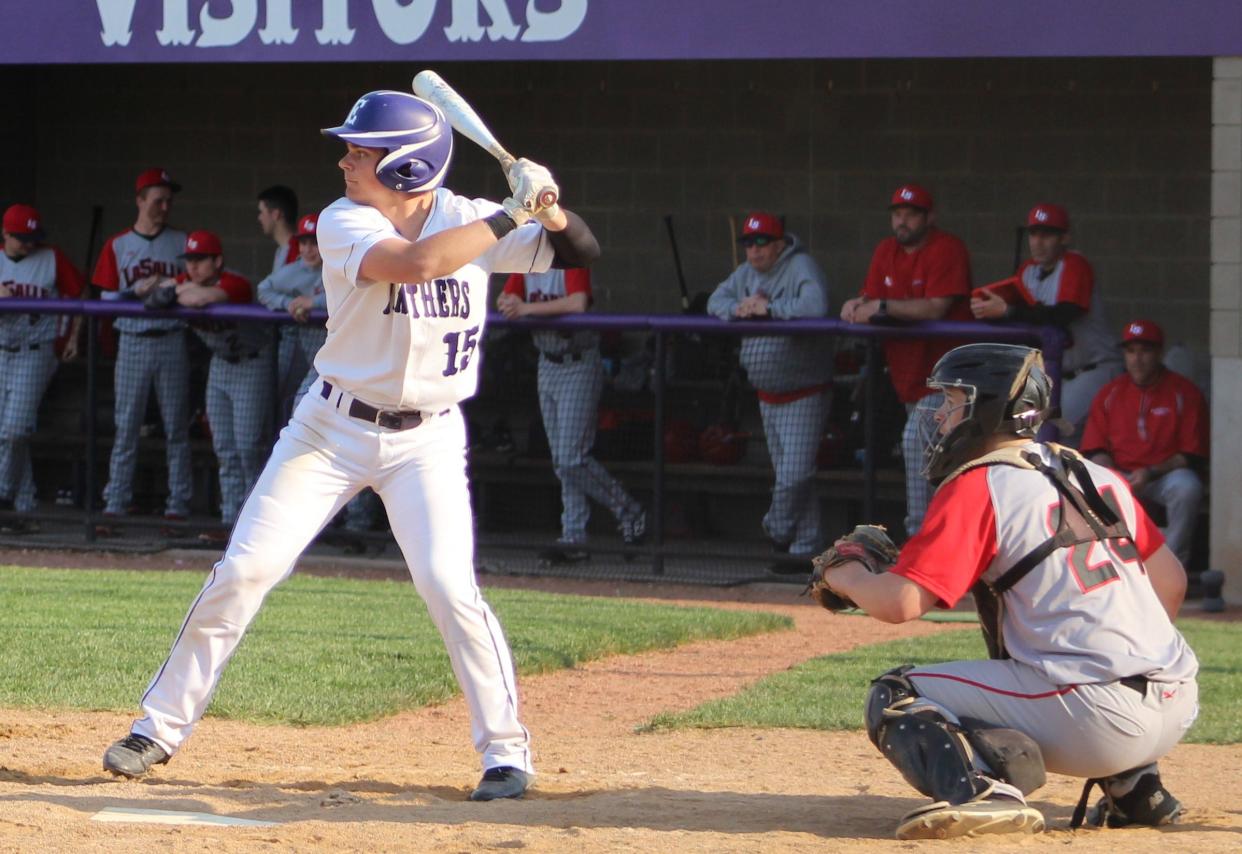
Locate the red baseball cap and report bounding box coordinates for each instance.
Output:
[738,211,784,241]
[135,167,182,194]
[889,183,934,211]
[1122,319,1164,347]
[294,213,319,239]
[180,230,223,258]
[1027,203,1070,232]
[2,203,43,239]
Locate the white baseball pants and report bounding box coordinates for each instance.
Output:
[131,385,533,774]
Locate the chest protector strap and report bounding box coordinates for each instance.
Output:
[942,444,1135,659]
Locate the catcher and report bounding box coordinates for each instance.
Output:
[809,343,1199,840]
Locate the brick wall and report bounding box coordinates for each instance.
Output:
[3,57,1211,350]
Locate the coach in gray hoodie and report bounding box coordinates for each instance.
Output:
[707,212,832,568]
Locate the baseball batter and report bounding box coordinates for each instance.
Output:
[499,268,645,562]
[103,89,599,802]
[810,343,1198,840]
[93,168,191,519]
[0,204,85,523]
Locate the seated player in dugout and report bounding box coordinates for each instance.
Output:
[808,343,1197,840]
[970,203,1121,442]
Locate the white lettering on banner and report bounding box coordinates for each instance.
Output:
[317,0,356,45]
[373,0,436,45]
[199,0,258,48]
[444,0,519,42]
[522,0,586,42]
[259,0,298,44]
[96,0,588,49]
[157,0,194,46]
[97,0,138,46]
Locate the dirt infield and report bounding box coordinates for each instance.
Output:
[0,549,1238,852]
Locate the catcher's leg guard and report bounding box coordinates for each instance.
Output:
[865,667,990,805]
[958,717,1046,796]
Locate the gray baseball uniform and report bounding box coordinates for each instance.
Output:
[707,234,832,555]
[502,269,642,546]
[93,227,192,517]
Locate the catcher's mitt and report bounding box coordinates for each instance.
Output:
[806,524,900,612]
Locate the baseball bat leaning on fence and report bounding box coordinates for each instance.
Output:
[412,70,558,211]
[663,215,692,312]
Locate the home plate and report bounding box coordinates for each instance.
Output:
[91,807,278,827]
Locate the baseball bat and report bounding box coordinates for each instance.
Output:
[663,215,691,312]
[412,70,558,209]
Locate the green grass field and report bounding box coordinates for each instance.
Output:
[648,619,1242,744]
[0,566,790,726]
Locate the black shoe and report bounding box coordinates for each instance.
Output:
[1088,773,1184,828]
[620,510,647,546]
[469,766,530,801]
[103,733,170,779]
[538,545,590,565]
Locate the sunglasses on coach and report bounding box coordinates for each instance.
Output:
[738,235,775,247]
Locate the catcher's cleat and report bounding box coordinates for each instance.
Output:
[468,766,531,801]
[103,733,170,779]
[896,798,1045,840]
[1087,773,1184,828]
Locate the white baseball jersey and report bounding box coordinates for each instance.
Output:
[315,191,554,410]
[893,442,1198,686]
[93,227,187,334]
[0,245,85,346]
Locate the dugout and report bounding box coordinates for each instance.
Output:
[0,1,1239,600]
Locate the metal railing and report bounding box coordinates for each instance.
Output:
[0,298,1057,577]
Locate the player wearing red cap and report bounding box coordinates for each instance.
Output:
[0,204,85,530]
[708,211,833,564]
[1080,320,1207,566]
[841,184,973,538]
[971,203,1121,440]
[93,167,192,521]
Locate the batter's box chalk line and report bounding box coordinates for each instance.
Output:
[91,806,278,827]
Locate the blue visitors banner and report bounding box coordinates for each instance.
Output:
[7,1,1242,64]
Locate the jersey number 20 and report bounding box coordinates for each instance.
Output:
[1047,485,1141,593]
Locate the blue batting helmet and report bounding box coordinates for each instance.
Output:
[322,90,453,193]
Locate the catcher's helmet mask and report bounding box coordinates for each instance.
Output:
[322,90,454,193]
[919,344,1051,482]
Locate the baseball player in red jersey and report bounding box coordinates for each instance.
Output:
[813,343,1198,839]
[93,168,192,520]
[840,184,973,538]
[971,203,1121,440]
[0,204,85,529]
[103,89,599,802]
[1081,320,1208,566]
[499,267,645,562]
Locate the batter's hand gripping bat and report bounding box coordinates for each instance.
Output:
[412,70,558,210]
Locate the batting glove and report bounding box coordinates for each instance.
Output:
[506,158,559,213]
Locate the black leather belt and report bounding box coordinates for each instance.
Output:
[130,329,177,338]
[1119,675,1149,695]
[543,351,585,364]
[0,343,42,353]
[320,381,446,431]
[1062,362,1099,382]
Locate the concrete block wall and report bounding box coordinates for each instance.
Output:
[2,57,1211,353]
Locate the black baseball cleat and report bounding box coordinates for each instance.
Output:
[469,766,531,801]
[1088,773,1184,828]
[103,733,170,779]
